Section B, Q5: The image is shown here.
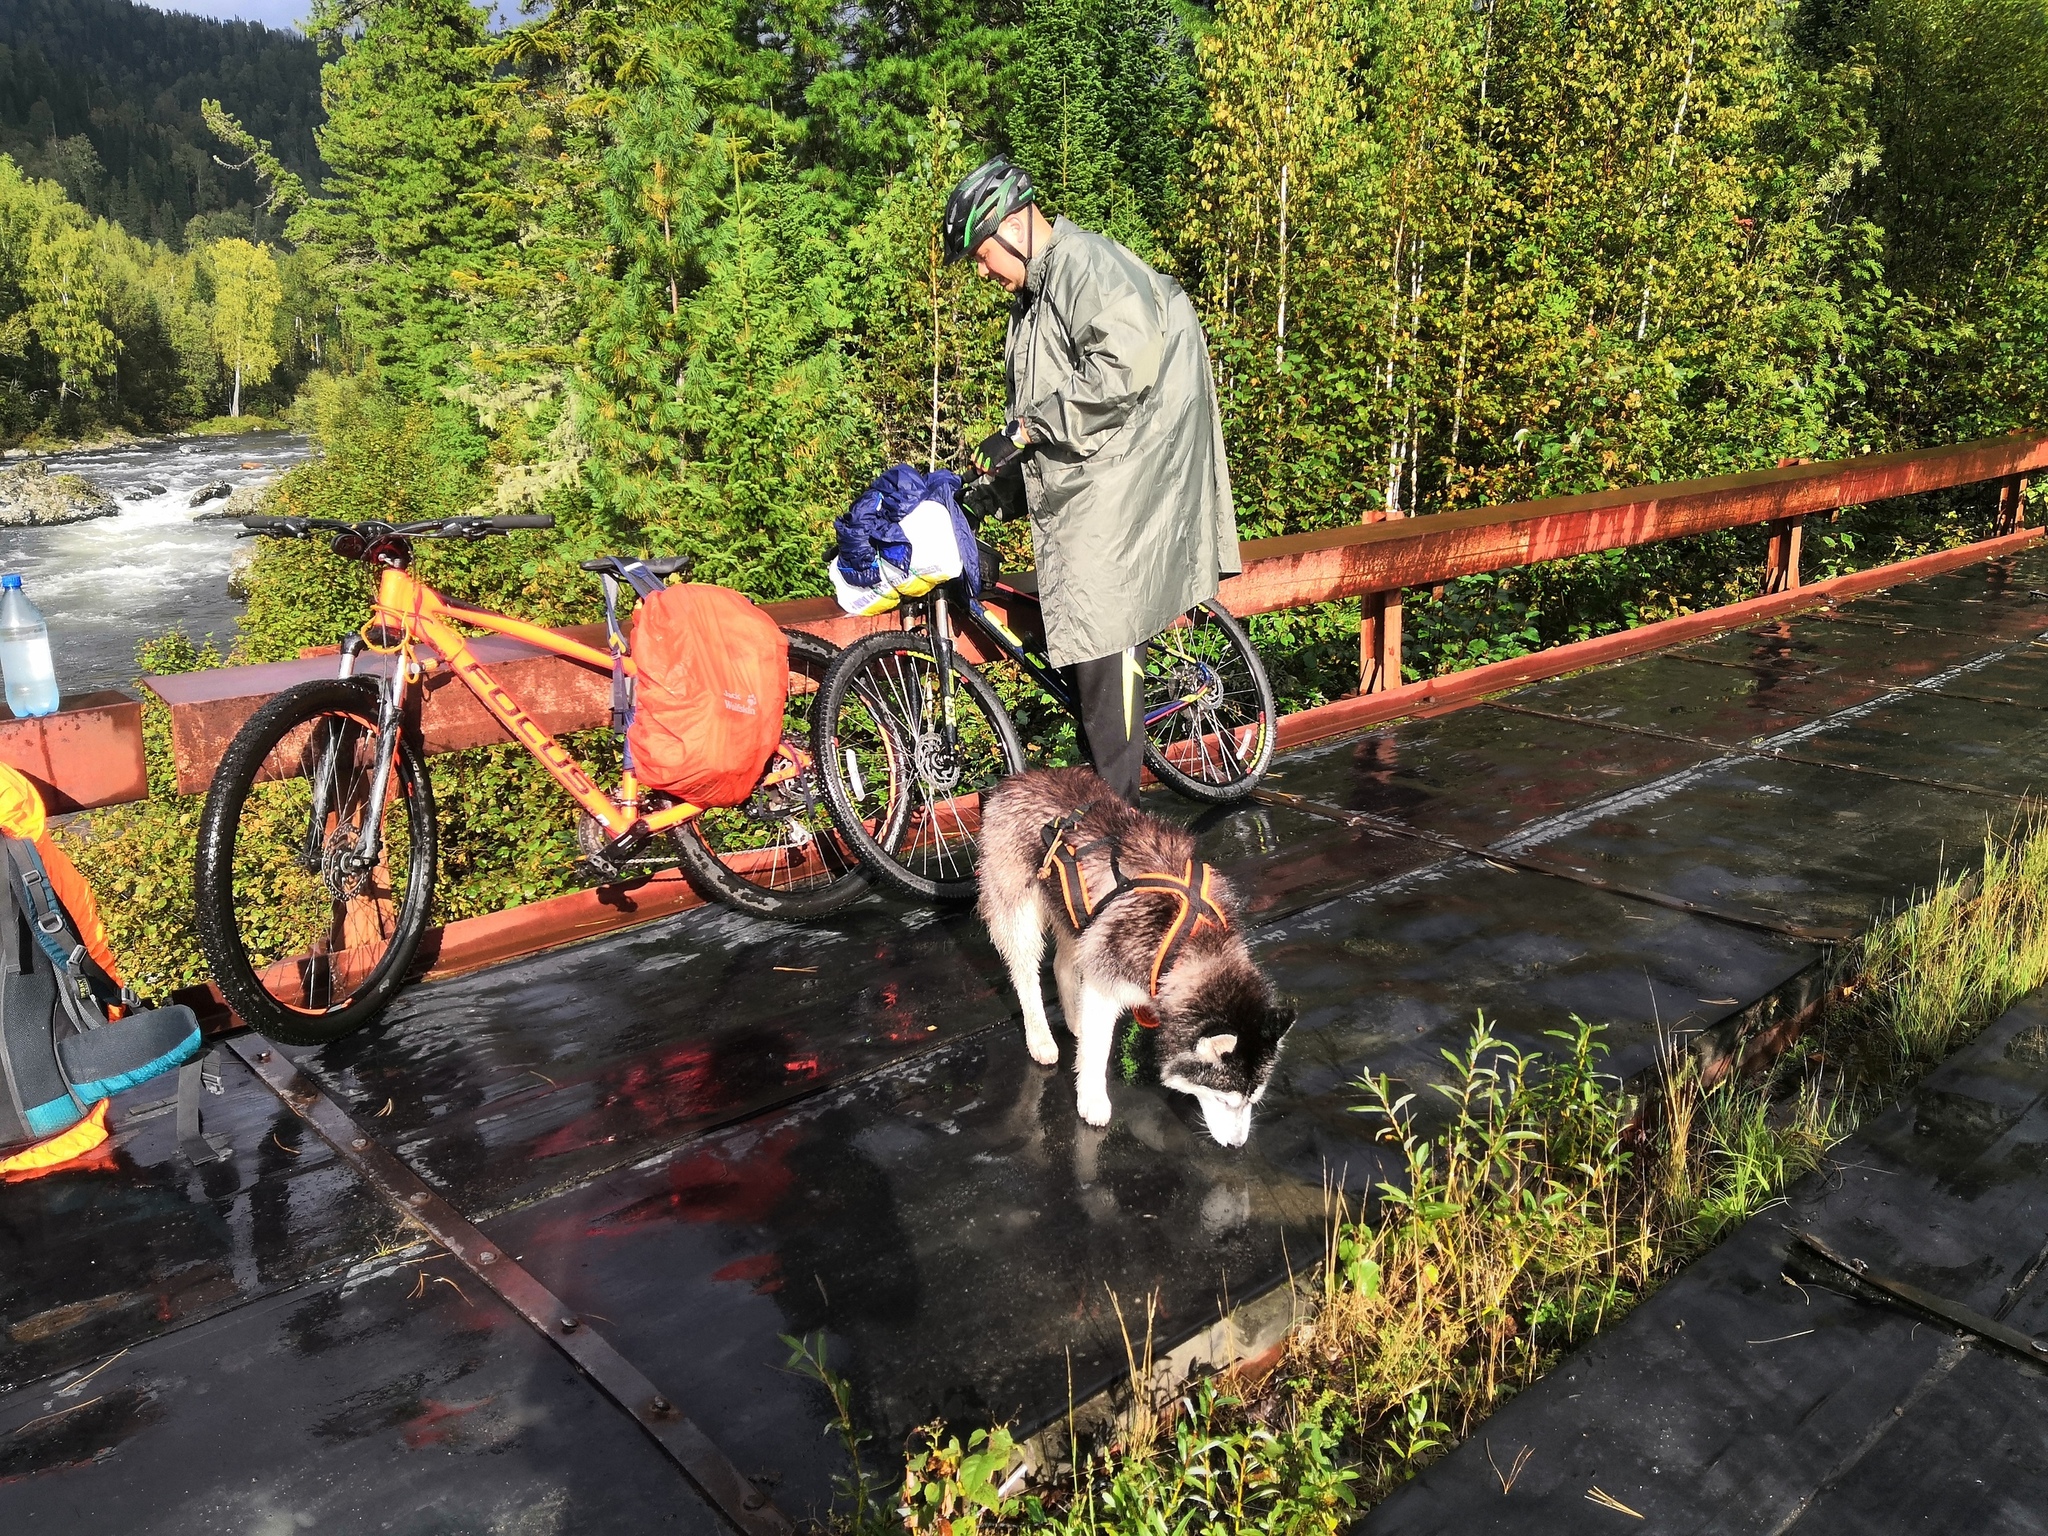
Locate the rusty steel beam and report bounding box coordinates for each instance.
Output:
[1995,475,2032,537]
[410,867,707,981]
[1218,431,2048,617]
[0,690,147,812]
[1763,516,1804,594]
[1272,525,2045,753]
[143,432,2048,797]
[1360,590,1403,693]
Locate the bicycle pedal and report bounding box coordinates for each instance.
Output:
[584,820,653,879]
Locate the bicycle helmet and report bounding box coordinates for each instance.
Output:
[941,156,1038,264]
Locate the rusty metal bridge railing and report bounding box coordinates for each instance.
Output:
[4,430,2038,979]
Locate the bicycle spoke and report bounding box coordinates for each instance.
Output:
[838,641,1007,888]
[231,708,415,1015]
[1142,603,1273,795]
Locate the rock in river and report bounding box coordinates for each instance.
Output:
[192,484,274,522]
[189,481,233,508]
[0,462,118,526]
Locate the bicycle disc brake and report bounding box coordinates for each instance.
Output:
[1160,644,1220,707]
[913,730,963,794]
[321,825,375,903]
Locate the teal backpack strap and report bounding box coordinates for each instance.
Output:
[2,839,118,1034]
[0,840,88,1144]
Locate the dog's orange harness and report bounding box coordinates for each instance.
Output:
[1038,808,1229,996]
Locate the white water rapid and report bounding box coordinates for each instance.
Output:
[4,430,317,695]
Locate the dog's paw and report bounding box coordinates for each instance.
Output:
[1076,1092,1113,1128]
[1026,1030,1060,1067]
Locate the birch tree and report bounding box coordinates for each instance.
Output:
[207,238,282,417]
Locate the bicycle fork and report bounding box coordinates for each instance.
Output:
[927,595,960,746]
[302,633,407,877]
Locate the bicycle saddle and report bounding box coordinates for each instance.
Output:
[581,554,692,582]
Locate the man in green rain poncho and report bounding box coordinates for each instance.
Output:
[943,156,1241,806]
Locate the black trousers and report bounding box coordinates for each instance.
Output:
[1069,644,1147,806]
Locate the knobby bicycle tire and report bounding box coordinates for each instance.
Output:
[195,676,438,1045]
[813,629,1027,903]
[1142,599,1277,803]
[667,629,887,920]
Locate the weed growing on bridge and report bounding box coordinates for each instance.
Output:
[1303,1015,1840,1504]
[1831,815,2048,1084]
[846,817,2048,1531]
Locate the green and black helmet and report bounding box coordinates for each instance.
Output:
[941,155,1038,264]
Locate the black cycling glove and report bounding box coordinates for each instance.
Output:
[960,475,996,523]
[972,423,1029,478]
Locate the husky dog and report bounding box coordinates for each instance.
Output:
[978,766,1295,1146]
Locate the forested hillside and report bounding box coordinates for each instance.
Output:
[222,0,2048,655]
[8,0,2048,642]
[0,0,320,244]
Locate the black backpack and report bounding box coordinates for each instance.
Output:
[0,836,203,1161]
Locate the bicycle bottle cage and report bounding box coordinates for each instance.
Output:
[1037,807,1230,995]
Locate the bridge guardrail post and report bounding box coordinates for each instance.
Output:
[1361,589,1403,693]
[1764,516,1805,594]
[1996,475,2030,536]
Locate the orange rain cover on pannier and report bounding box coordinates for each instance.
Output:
[627,584,790,808]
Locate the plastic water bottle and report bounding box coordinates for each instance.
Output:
[0,575,59,718]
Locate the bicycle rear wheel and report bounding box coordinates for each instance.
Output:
[1143,599,1277,802]
[813,629,1027,902]
[668,630,891,920]
[195,677,437,1045]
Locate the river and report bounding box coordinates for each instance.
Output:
[5,430,317,696]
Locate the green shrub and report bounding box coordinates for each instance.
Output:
[55,631,224,997]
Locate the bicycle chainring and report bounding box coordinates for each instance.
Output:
[738,739,822,831]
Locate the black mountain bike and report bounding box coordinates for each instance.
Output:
[810,550,1275,903]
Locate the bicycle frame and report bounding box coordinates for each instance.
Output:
[933,581,1207,733]
[350,563,800,853]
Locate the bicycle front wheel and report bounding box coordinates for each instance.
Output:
[814,630,1027,903]
[668,630,888,920]
[195,677,437,1045]
[1143,599,1277,803]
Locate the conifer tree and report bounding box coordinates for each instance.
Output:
[1010,0,1198,256]
[799,0,1025,186]
[292,0,508,398]
[850,110,1010,470]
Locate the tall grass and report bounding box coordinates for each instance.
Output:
[1833,816,2048,1079]
[810,815,2048,1533]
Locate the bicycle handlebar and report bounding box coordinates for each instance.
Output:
[240,512,556,541]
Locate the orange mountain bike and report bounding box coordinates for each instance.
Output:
[194,512,903,1045]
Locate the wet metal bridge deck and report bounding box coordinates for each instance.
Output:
[11,544,2048,1529]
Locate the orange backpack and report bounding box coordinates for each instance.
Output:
[627,585,790,808]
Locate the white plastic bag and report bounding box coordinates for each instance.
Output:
[830,557,910,616]
[827,499,964,612]
[890,499,965,596]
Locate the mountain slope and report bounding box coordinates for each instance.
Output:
[0,0,321,244]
